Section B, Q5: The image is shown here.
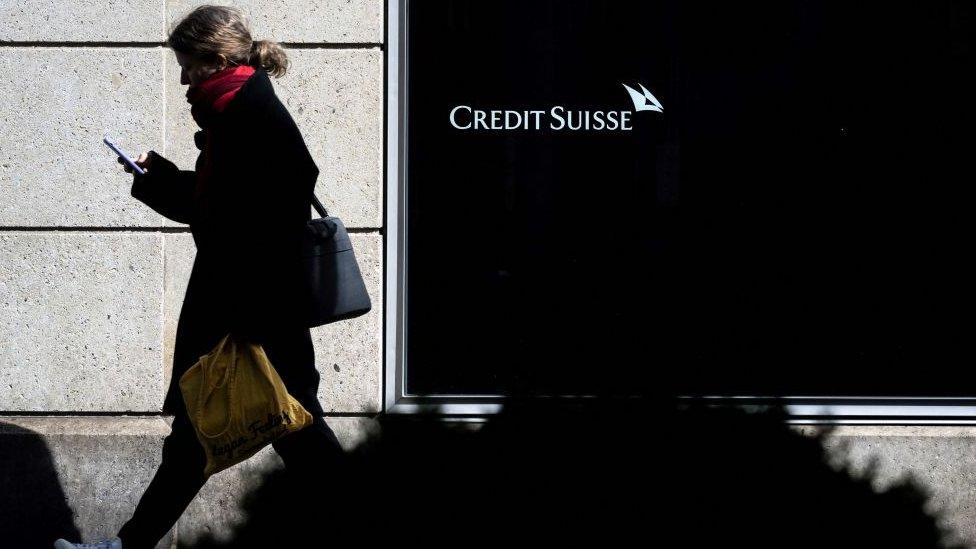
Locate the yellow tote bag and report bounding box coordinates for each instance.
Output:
[179,332,313,477]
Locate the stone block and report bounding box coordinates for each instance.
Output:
[0,1,163,42]
[163,47,383,228]
[166,0,383,43]
[160,49,198,194]
[0,417,174,549]
[2,415,380,548]
[0,232,164,411]
[176,416,381,546]
[313,232,382,413]
[795,425,976,549]
[162,233,196,392]
[0,48,165,227]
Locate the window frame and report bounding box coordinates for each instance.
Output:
[382,0,976,424]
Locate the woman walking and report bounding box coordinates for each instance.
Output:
[56,6,346,548]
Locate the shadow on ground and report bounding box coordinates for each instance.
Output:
[0,421,82,547]
[179,397,965,549]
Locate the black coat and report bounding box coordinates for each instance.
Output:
[131,68,324,416]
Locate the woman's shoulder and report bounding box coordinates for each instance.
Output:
[215,70,316,172]
[223,78,304,138]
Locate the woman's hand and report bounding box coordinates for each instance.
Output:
[118,151,154,174]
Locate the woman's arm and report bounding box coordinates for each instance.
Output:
[129,151,197,225]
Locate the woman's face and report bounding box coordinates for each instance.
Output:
[174,50,226,86]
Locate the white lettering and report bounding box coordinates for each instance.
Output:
[474,109,488,129]
[550,106,566,130]
[450,105,472,130]
[505,110,522,130]
[529,110,545,129]
[592,110,606,130]
[620,110,632,131]
[450,105,645,132]
[491,110,503,129]
[567,110,585,130]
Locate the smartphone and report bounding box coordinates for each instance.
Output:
[103,134,146,176]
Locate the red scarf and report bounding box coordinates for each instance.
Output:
[185,65,256,198]
[185,64,256,129]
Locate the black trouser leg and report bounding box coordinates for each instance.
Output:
[271,415,346,474]
[116,413,343,548]
[116,411,207,549]
[265,416,350,542]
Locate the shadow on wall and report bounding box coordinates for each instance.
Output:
[179,397,966,549]
[0,421,82,546]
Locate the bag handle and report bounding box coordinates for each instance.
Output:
[195,333,238,439]
[251,344,292,418]
[312,192,329,218]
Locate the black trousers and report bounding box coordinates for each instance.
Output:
[116,407,345,549]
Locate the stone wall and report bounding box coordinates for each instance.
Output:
[0,1,384,546]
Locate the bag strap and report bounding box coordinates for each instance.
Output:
[196,333,238,439]
[312,192,329,218]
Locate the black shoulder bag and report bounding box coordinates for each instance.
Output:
[302,193,372,327]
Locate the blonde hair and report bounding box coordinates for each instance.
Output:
[167,5,289,78]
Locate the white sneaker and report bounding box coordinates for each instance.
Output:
[53,537,123,549]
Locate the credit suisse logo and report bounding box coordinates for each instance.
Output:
[449,82,663,132]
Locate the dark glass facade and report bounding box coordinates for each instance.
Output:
[404,0,976,397]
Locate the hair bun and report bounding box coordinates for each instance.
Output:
[247,39,289,78]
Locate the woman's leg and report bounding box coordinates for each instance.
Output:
[116,410,208,549]
[261,328,346,472]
